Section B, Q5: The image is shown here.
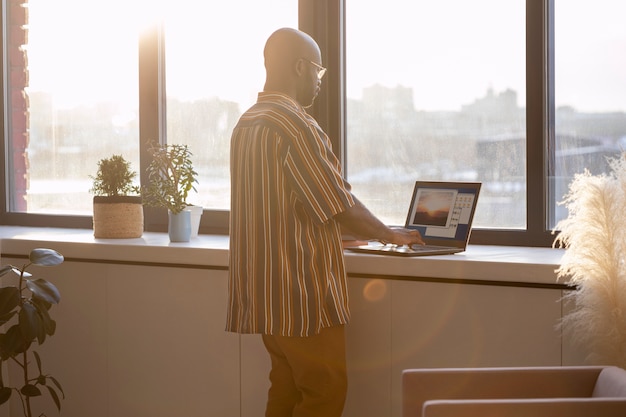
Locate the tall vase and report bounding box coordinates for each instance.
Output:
[168,210,191,242]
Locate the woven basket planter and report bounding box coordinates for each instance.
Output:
[93,196,144,238]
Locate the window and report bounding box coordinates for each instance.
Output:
[3,0,625,247]
[551,0,626,228]
[5,0,141,216]
[1,0,296,230]
[346,0,526,228]
[163,1,297,211]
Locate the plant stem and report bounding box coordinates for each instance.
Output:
[10,355,26,370]
[17,390,27,417]
[22,351,31,417]
[18,264,33,417]
[18,262,31,295]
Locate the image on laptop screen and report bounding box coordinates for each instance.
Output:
[406,182,481,246]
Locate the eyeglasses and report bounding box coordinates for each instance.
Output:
[304,59,327,80]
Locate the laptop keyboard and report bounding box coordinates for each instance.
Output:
[409,244,449,251]
[379,244,452,253]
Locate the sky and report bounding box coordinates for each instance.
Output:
[25,0,626,113]
[346,0,527,111]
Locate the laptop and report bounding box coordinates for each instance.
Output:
[346,181,481,257]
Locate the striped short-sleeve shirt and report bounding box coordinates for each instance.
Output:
[227,92,354,337]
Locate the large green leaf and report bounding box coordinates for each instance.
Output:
[0,311,17,327]
[32,298,56,341]
[47,385,62,411]
[33,351,43,373]
[0,287,19,317]
[29,248,64,267]
[26,279,60,304]
[9,267,32,279]
[20,384,41,397]
[0,265,12,278]
[0,325,31,358]
[0,387,11,405]
[19,302,41,342]
[49,376,64,396]
[32,295,52,311]
[0,334,7,360]
[44,319,56,340]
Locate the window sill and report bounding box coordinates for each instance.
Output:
[0,226,565,287]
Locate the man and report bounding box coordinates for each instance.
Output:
[227,27,424,417]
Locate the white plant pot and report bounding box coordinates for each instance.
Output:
[168,210,191,242]
[187,205,203,238]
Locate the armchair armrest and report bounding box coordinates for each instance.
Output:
[402,367,605,417]
[423,398,626,417]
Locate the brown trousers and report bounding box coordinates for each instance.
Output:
[261,325,348,417]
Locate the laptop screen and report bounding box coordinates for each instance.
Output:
[405,181,481,248]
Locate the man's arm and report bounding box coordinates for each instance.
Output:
[335,196,424,246]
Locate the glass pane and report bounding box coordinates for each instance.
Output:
[164,1,297,210]
[552,0,626,228]
[8,0,141,214]
[346,0,526,228]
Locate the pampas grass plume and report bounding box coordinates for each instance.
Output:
[554,152,626,367]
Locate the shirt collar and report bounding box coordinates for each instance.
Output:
[258,91,303,112]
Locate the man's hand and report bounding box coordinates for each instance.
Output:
[336,198,426,247]
[380,227,425,246]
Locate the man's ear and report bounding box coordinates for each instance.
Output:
[294,58,305,77]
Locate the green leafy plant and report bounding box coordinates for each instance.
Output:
[143,142,198,214]
[0,248,65,417]
[89,154,140,197]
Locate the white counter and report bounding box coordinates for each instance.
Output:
[0,226,565,287]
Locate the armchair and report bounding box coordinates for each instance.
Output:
[402,366,626,417]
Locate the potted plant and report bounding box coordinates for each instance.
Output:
[89,154,143,238]
[0,248,65,417]
[554,153,626,367]
[143,142,199,242]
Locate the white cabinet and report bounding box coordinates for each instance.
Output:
[344,277,564,417]
[4,259,240,417]
[1,242,574,417]
[240,334,271,417]
[103,266,239,417]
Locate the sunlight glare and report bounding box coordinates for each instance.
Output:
[26,0,165,108]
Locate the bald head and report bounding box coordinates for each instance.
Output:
[263,28,323,107]
[264,28,320,74]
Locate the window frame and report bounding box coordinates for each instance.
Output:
[308,0,556,247]
[1,0,560,246]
